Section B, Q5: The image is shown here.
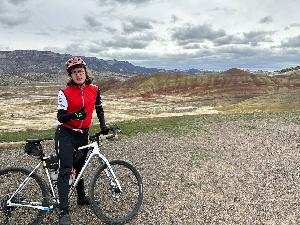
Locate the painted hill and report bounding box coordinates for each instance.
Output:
[98,69,300,99]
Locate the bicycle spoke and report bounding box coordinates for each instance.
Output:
[90,160,143,224]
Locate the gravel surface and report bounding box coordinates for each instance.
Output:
[0,113,300,225]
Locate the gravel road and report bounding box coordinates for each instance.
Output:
[0,113,300,225]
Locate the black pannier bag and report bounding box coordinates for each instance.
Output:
[24,140,43,157]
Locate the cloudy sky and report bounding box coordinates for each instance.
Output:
[1,0,300,71]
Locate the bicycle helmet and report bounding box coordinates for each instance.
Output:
[65,57,87,71]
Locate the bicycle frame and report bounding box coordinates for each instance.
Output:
[7,134,122,212]
[70,141,122,196]
[6,140,122,213]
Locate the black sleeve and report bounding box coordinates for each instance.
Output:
[95,88,102,106]
[57,109,76,123]
[95,105,106,128]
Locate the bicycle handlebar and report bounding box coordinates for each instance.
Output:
[25,125,121,146]
[89,124,122,142]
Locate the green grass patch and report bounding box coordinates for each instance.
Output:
[0,114,225,143]
[0,128,56,143]
[110,114,228,138]
[1,112,299,143]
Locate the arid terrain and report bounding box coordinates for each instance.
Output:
[1,69,300,133]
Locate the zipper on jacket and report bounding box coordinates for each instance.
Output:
[79,86,85,128]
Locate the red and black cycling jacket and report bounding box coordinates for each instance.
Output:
[57,84,103,130]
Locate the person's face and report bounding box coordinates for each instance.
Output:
[70,67,86,85]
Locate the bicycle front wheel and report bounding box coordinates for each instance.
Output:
[89,160,143,225]
[0,167,49,225]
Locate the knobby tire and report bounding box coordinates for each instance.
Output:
[89,160,143,224]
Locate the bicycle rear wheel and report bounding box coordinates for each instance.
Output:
[89,160,143,225]
[0,167,49,225]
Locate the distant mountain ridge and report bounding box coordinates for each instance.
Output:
[0,50,161,85]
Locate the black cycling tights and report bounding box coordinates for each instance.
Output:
[55,125,89,213]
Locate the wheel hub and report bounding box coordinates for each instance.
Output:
[0,194,14,214]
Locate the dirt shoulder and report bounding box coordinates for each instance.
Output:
[0,113,299,224]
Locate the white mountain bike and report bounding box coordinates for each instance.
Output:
[0,125,143,225]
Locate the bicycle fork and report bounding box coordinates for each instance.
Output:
[74,143,123,196]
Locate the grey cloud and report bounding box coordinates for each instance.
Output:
[285,23,300,30]
[213,35,245,46]
[0,1,31,27]
[0,0,28,14]
[0,1,10,14]
[84,16,105,32]
[8,0,27,5]
[183,46,280,70]
[84,15,118,34]
[174,46,264,61]
[122,18,153,33]
[209,7,236,14]
[216,45,272,58]
[103,39,147,49]
[97,43,300,71]
[60,26,85,35]
[98,0,151,5]
[172,24,226,45]
[0,11,30,27]
[172,25,274,47]
[104,26,118,33]
[281,35,300,48]
[62,43,91,57]
[242,31,274,45]
[171,15,179,23]
[259,16,273,24]
[182,43,202,49]
[88,41,107,53]
[35,31,50,36]
[85,16,103,28]
[110,46,275,70]
[214,31,275,46]
[101,33,156,49]
[113,0,150,3]
[290,23,300,28]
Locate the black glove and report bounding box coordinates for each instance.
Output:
[100,126,110,135]
[72,108,87,120]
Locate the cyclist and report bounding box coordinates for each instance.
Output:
[55,57,109,225]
